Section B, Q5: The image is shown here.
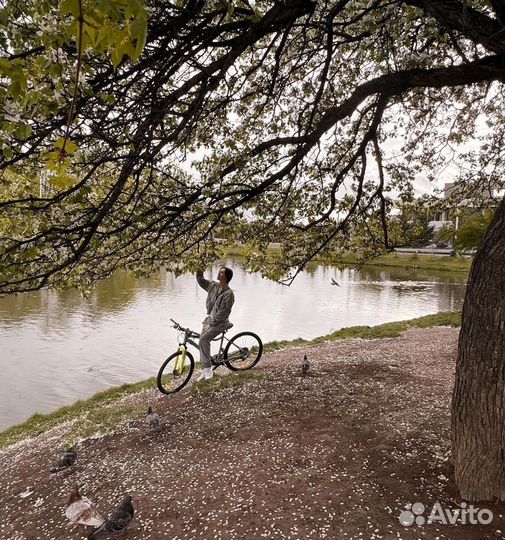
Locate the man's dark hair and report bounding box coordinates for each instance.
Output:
[221,266,233,283]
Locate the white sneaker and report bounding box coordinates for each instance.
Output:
[197,367,213,382]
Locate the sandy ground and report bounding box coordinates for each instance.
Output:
[0,326,504,540]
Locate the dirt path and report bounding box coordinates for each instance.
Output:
[0,327,504,540]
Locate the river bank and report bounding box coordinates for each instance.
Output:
[222,245,472,275]
[0,262,467,432]
[2,312,504,540]
[0,312,461,450]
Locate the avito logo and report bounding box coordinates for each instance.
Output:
[399,501,493,527]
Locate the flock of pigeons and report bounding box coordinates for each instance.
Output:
[50,406,161,538]
[51,358,311,538]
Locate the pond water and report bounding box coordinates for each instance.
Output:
[0,260,467,431]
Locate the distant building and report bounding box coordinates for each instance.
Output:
[428,181,502,232]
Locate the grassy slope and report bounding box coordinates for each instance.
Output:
[0,311,461,451]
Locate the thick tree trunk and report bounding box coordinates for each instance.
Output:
[452,195,505,501]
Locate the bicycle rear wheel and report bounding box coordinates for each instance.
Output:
[157,350,194,395]
[224,331,263,371]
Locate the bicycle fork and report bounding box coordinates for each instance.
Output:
[174,345,187,376]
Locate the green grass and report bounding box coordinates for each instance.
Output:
[263,311,461,351]
[324,252,471,274]
[0,311,461,451]
[0,377,156,451]
[192,370,266,396]
[63,403,146,446]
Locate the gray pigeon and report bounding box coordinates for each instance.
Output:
[146,406,161,431]
[302,355,310,375]
[87,495,134,539]
[50,447,77,473]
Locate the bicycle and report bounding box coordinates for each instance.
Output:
[157,318,263,395]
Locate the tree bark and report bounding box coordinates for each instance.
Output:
[452,195,505,501]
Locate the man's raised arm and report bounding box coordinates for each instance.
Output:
[196,270,210,291]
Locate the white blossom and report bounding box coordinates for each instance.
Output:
[3,100,22,123]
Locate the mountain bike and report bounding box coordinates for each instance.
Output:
[157,318,263,395]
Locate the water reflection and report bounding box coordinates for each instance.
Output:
[0,261,467,430]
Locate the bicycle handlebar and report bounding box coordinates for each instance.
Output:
[170,318,198,337]
[170,318,185,331]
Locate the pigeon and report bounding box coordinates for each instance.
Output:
[146,406,161,431]
[302,355,310,375]
[65,484,105,528]
[88,495,134,539]
[50,447,77,473]
[331,278,340,286]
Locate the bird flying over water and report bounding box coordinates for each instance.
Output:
[146,406,161,431]
[302,355,310,375]
[65,484,105,528]
[88,495,134,539]
[50,447,77,473]
[331,278,340,286]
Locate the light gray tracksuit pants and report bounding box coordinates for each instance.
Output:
[199,316,228,369]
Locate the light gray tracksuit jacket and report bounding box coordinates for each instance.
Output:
[196,270,235,329]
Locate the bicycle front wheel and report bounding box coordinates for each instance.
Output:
[157,350,195,395]
[224,332,263,371]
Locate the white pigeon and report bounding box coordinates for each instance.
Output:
[65,484,105,528]
[146,406,161,431]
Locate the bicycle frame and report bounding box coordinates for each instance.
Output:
[177,328,231,367]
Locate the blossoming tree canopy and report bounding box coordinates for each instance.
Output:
[1,0,505,503]
[0,0,504,294]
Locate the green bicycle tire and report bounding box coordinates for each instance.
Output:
[157,350,195,395]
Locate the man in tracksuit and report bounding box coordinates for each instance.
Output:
[196,267,235,381]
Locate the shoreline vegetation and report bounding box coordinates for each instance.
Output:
[0,311,461,452]
[222,244,473,274]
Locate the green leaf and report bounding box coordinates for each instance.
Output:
[95,25,113,49]
[126,0,145,18]
[2,147,13,159]
[49,63,64,78]
[123,42,137,61]
[100,92,116,104]
[54,138,78,154]
[9,69,27,99]
[48,172,75,189]
[65,139,78,154]
[132,20,147,59]
[60,0,80,16]
[250,11,262,23]
[0,58,12,74]
[54,137,66,149]
[15,123,32,140]
[83,23,97,46]
[111,48,122,70]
